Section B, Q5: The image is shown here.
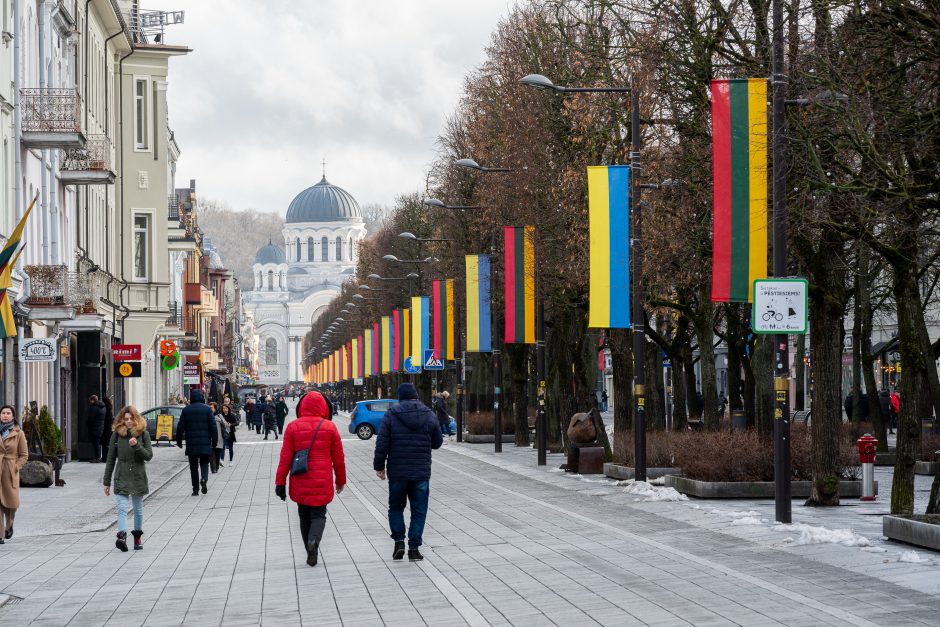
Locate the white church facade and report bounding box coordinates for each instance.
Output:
[243,176,366,384]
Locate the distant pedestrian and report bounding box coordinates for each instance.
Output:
[879,389,894,434]
[100,396,114,458]
[433,391,452,437]
[0,405,28,544]
[251,398,266,434]
[263,396,279,440]
[87,395,107,462]
[220,404,237,466]
[275,391,346,567]
[210,403,227,472]
[373,383,443,562]
[275,396,289,435]
[890,390,900,433]
[103,405,153,551]
[601,389,609,412]
[176,389,218,496]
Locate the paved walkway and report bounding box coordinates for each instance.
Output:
[0,401,937,626]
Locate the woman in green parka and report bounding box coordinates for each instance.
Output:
[103,405,153,552]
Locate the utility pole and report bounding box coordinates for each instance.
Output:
[630,75,647,483]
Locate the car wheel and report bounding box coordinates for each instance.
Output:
[356,424,375,440]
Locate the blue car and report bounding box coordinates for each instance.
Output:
[349,399,396,440]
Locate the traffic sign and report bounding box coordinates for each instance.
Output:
[403,356,421,374]
[423,349,444,370]
[752,279,808,334]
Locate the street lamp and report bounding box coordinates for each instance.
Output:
[399,232,454,243]
[367,272,419,282]
[382,254,438,264]
[424,198,481,210]
[454,158,513,173]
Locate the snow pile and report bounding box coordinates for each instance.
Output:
[618,480,688,502]
[731,516,765,526]
[709,508,761,518]
[775,522,872,547]
[898,551,931,564]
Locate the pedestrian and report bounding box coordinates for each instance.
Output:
[274,391,346,567]
[210,403,227,472]
[275,395,289,435]
[263,396,279,440]
[373,383,443,562]
[103,405,153,551]
[176,389,218,496]
[100,396,114,458]
[878,389,893,434]
[433,391,452,437]
[251,397,266,434]
[87,394,107,462]
[0,405,28,544]
[601,389,609,412]
[890,390,900,433]
[220,404,237,467]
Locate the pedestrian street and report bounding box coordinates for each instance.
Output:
[0,404,938,626]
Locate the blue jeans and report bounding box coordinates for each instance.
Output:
[388,479,429,549]
[116,494,144,533]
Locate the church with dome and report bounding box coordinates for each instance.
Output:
[243,175,366,384]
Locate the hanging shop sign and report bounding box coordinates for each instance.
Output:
[112,344,142,361]
[160,340,177,357]
[114,361,142,378]
[18,338,57,363]
[161,352,180,371]
[182,361,201,385]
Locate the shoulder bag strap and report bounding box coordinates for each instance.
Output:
[306,419,325,455]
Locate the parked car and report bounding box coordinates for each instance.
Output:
[140,405,185,444]
[349,399,396,440]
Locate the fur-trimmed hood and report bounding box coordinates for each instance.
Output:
[114,422,146,437]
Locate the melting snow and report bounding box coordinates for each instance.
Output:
[775,522,872,547]
[618,480,688,502]
[898,551,931,564]
[731,516,765,526]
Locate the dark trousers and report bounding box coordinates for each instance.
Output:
[188,454,210,489]
[276,418,285,435]
[388,479,430,549]
[298,504,327,548]
[224,436,235,461]
[211,449,223,471]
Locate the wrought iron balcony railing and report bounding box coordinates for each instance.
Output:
[20,88,82,134]
[168,195,181,220]
[24,264,88,307]
[166,301,183,327]
[62,135,112,172]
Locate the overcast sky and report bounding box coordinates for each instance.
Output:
[146,0,519,214]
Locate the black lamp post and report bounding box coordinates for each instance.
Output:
[424,198,482,210]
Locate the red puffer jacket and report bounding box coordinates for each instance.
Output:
[275,392,346,506]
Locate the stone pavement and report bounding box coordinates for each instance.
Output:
[0,400,937,626]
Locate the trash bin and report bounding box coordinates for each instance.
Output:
[731,410,747,431]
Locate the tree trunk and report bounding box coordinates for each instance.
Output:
[694,299,719,430]
[928,470,940,515]
[684,345,701,420]
[672,339,688,431]
[795,333,806,411]
[726,304,744,414]
[752,334,774,437]
[609,327,633,460]
[505,344,531,447]
[858,245,888,451]
[645,339,665,430]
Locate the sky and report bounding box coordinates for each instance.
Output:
[145,0,520,214]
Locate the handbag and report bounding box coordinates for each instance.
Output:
[290,419,325,476]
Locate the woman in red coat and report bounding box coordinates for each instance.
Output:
[275,391,346,566]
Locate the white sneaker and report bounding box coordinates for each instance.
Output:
[230,460,236,467]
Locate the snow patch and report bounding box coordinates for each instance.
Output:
[898,551,931,564]
[775,522,872,547]
[618,480,688,502]
[731,516,765,526]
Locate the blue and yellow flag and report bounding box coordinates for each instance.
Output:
[587,165,631,328]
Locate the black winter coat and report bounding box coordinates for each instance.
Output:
[87,401,107,436]
[433,397,449,425]
[373,400,443,481]
[250,402,267,426]
[176,393,218,456]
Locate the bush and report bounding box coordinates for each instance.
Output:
[23,406,62,457]
[467,411,515,435]
[917,433,940,462]
[616,431,679,468]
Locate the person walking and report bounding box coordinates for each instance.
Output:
[0,405,28,544]
[373,383,443,562]
[878,389,893,434]
[890,390,900,434]
[433,391,452,437]
[263,396,279,440]
[275,391,346,567]
[220,404,237,467]
[87,395,107,462]
[211,403,227,473]
[251,397,266,435]
[275,396,289,435]
[103,405,153,551]
[176,389,217,496]
[100,396,114,460]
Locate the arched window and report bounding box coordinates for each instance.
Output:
[295,237,301,262]
[321,236,329,261]
[280,272,286,288]
[265,337,278,365]
[335,236,343,261]
[349,238,354,261]
[267,270,274,291]
[307,237,314,261]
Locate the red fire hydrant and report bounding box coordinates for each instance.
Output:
[857,434,878,501]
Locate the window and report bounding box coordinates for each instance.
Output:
[321,237,329,262]
[349,238,354,260]
[133,214,150,280]
[265,338,278,365]
[295,237,301,262]
[307,237,314,261]
[267,270,274,291]
[335,237,343,261]
[134,79,148,149]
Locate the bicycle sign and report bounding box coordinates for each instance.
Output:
[752,279,808,334]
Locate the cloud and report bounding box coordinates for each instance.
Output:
[146,0,519,213]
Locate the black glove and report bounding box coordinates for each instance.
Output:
[275,485,286,501]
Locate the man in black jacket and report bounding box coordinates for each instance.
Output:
[87,395,107,462]
[176,389,218,496]
[373,383,443,562]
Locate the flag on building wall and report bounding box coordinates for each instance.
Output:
[587,165,631,328]
[364,328,373,376]
[465,255,492,352]
[381,316,392,374]
[711,78,768,303]
[432,279,455,360]
[0,248,24,339]
[503,226,535,344]
[0,194,36,275]
[411,296,429,365]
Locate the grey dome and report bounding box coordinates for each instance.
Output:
[255,241,286,265]
[285,177,362,223]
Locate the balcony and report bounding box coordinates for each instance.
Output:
[20,88,84,148]
[60,135,114,185]
[165,301,183,327]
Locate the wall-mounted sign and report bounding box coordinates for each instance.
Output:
[161,352,180,371]
[160,339,177,357]
[114,361,142,378]
[752,279,808,334]
[112,344,142,361]
[182,362,201,385]
[18,338,57,363]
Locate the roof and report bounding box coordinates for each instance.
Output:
[254,241,286,265]
[285,177,363,224]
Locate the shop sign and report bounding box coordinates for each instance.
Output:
[18,338,57,362]
[112,344,142,361]
[114,361,142,378]
[182,362,201,385]
[156,414,174,440]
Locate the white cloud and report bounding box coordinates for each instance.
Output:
[146,0,520,213]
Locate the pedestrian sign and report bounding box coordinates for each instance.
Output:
[752,279,808,334]
[423,349,444,370]
[403,356,421,374]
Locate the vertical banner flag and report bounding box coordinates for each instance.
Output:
[372,322,380,376]
[351,336,360,379]
[411,296,429,365]
[346,342,352,381]
[401,308,411,370]
[587,165,631,328]
[364,327,373,377]
[392,309,401,371]
[465,255,492,352]
[503,226,535,344]
[711,78,768,303]
[381,316,392,374]
[432,279,456,360]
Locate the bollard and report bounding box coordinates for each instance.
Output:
[857,433,878,502]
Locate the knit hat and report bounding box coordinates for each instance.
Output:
[397,383,418,401]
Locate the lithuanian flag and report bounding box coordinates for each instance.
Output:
[587,165,631,328]
[711,78,768,303]
[503,226,535,344]
[465,255,491,352]
[432,279,455,361]
[0,194,36,276]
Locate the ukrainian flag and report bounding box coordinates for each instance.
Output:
[587,165,631,328]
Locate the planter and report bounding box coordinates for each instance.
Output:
[914,461,939,476]
[883,515,940,551]
[464,434,515,444]
[875,452,897,466]
[604,463,680,481]
[664,475,877,499]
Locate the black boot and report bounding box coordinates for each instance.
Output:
[306,541,319,567]
[408,549,424,562]
[5,526,12,540]
[393,541,405,560]
[131,530,143,550]
[200,480,208,494]
[115,531,128,552]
